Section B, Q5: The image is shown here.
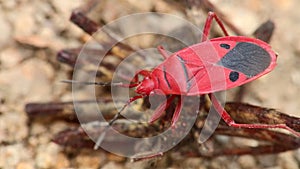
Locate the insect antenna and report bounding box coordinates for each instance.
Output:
[61,79,126,87]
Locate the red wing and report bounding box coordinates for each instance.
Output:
[156,37,276,95]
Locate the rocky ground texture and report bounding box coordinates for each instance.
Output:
[1,0,300,169]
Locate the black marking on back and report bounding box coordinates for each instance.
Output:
[163,66,172,89]
[217,42,271,77]
[229,71,239,82]
[220,43,230,49]
[177,55,192,91]
[157,76,161,87]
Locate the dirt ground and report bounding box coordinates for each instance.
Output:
[1,0,300,169]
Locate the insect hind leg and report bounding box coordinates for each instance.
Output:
[209,94,300,137]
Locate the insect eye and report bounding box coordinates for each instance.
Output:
[220,43,230,49]
[229,71,239,82]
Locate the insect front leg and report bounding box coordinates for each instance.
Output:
[148,95,184,127]
[201,12,229,42]
[149,95,176,124]
[94,95,145,149]
[171,96,184,127]
[209,94,300,137]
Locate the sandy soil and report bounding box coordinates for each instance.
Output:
[1,0,300,168]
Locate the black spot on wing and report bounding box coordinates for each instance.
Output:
[229,71,239,82]
[220,43,230,49]
[217,42,271,77]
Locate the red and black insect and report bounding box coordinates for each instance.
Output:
[66,12,299,149]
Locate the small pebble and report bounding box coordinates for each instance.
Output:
[0,47,24,68]
[102,161,123,169]
[0,111,28,143]
[238,155,257,169]
[16,161,35,169]
[278,152,298,169]
[75,151,104,169]
[0,12,12,48]
[35,143,69,169]
[11,5,35,37]
[257,155,277,168]
[0,144,32,169]
[0,59,54,103]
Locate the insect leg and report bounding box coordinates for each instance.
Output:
[149,95,176,123]
[210,94,300,137]
[157,45,170,59]
[171,96,184,127]
[201,12,229,42]
[94,95,145,149]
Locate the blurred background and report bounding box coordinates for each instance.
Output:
[1,0,300,168]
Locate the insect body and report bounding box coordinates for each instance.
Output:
[70,12,299,149]
[132,12,279,127]
[137,37,277,96]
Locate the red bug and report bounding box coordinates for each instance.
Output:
[67,12,300,149]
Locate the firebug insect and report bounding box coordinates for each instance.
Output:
[65,12,300,149]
